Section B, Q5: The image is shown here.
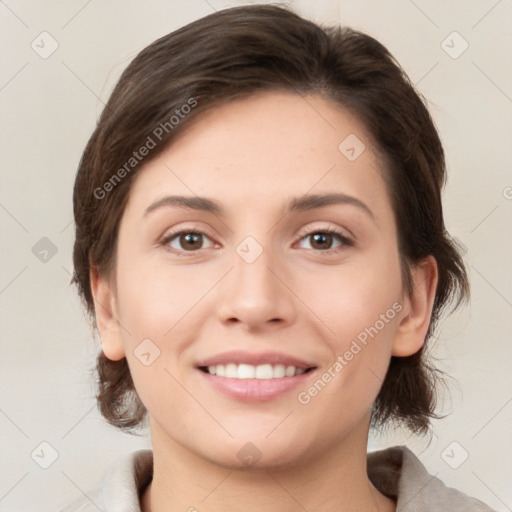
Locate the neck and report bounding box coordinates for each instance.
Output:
[141,417,395,512]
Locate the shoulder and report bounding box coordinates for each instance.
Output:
[58,450,153,512]
[368,445,495,511]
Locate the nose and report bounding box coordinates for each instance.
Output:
[216,242,297,332]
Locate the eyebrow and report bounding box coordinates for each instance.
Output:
[144,193,375,221]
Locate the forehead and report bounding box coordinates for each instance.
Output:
[124,91,392,223]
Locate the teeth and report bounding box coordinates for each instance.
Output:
[285,365,296,377]
[255,364,273,379]
[206,363,307,379]
[225,363,238,378]
[237,364,255,379]
[273,364,286,378]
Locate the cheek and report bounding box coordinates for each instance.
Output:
[295,278,401,433]
[114,263,204,413]
[115,255,208,339]
[326,283,401,354]
[113,257,221,398]
[301,250,403,345]
[296,251,403,398]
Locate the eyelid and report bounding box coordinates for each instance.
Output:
[295,222,354,242]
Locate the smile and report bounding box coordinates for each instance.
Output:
[196,351,317,401]
[201,363,311,379]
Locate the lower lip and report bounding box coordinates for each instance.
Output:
[198,369,314,401]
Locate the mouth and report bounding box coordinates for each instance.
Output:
[196,351,317,401]
[198,363,315,379]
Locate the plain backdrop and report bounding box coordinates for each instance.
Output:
[1,1,511,511]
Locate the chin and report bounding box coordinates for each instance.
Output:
[200,429,320,472]
[207,445,307,472]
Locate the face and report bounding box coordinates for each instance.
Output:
[96,91,432,469]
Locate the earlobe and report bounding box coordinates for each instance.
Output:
[391,256,438,357]
[90,267,126,361]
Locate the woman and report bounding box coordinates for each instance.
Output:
[64,5,494,511]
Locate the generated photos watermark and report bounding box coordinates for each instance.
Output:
[297,301,403,405]
[93,97,197,200]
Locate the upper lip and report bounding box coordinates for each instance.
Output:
[196,350,317,370]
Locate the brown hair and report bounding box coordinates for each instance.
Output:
[72,5,469,434]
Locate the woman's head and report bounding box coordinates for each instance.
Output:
[72,5,468,446]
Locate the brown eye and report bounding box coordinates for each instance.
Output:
[297,230,352,252]
[163,230,215,252]
[179,233,204,250]
[309,233,335,250]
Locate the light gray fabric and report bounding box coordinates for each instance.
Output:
[367,446,495,511]
[59,446,495,511]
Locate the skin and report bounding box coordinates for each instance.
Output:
[91,91,438,512]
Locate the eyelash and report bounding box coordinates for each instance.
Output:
[160,227,354,255]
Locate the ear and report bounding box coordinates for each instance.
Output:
[90,267,126,361]
[392,255,438,357]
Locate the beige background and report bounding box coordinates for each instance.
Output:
[0,1,511,511]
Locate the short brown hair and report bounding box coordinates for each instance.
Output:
[72,5,469,434]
